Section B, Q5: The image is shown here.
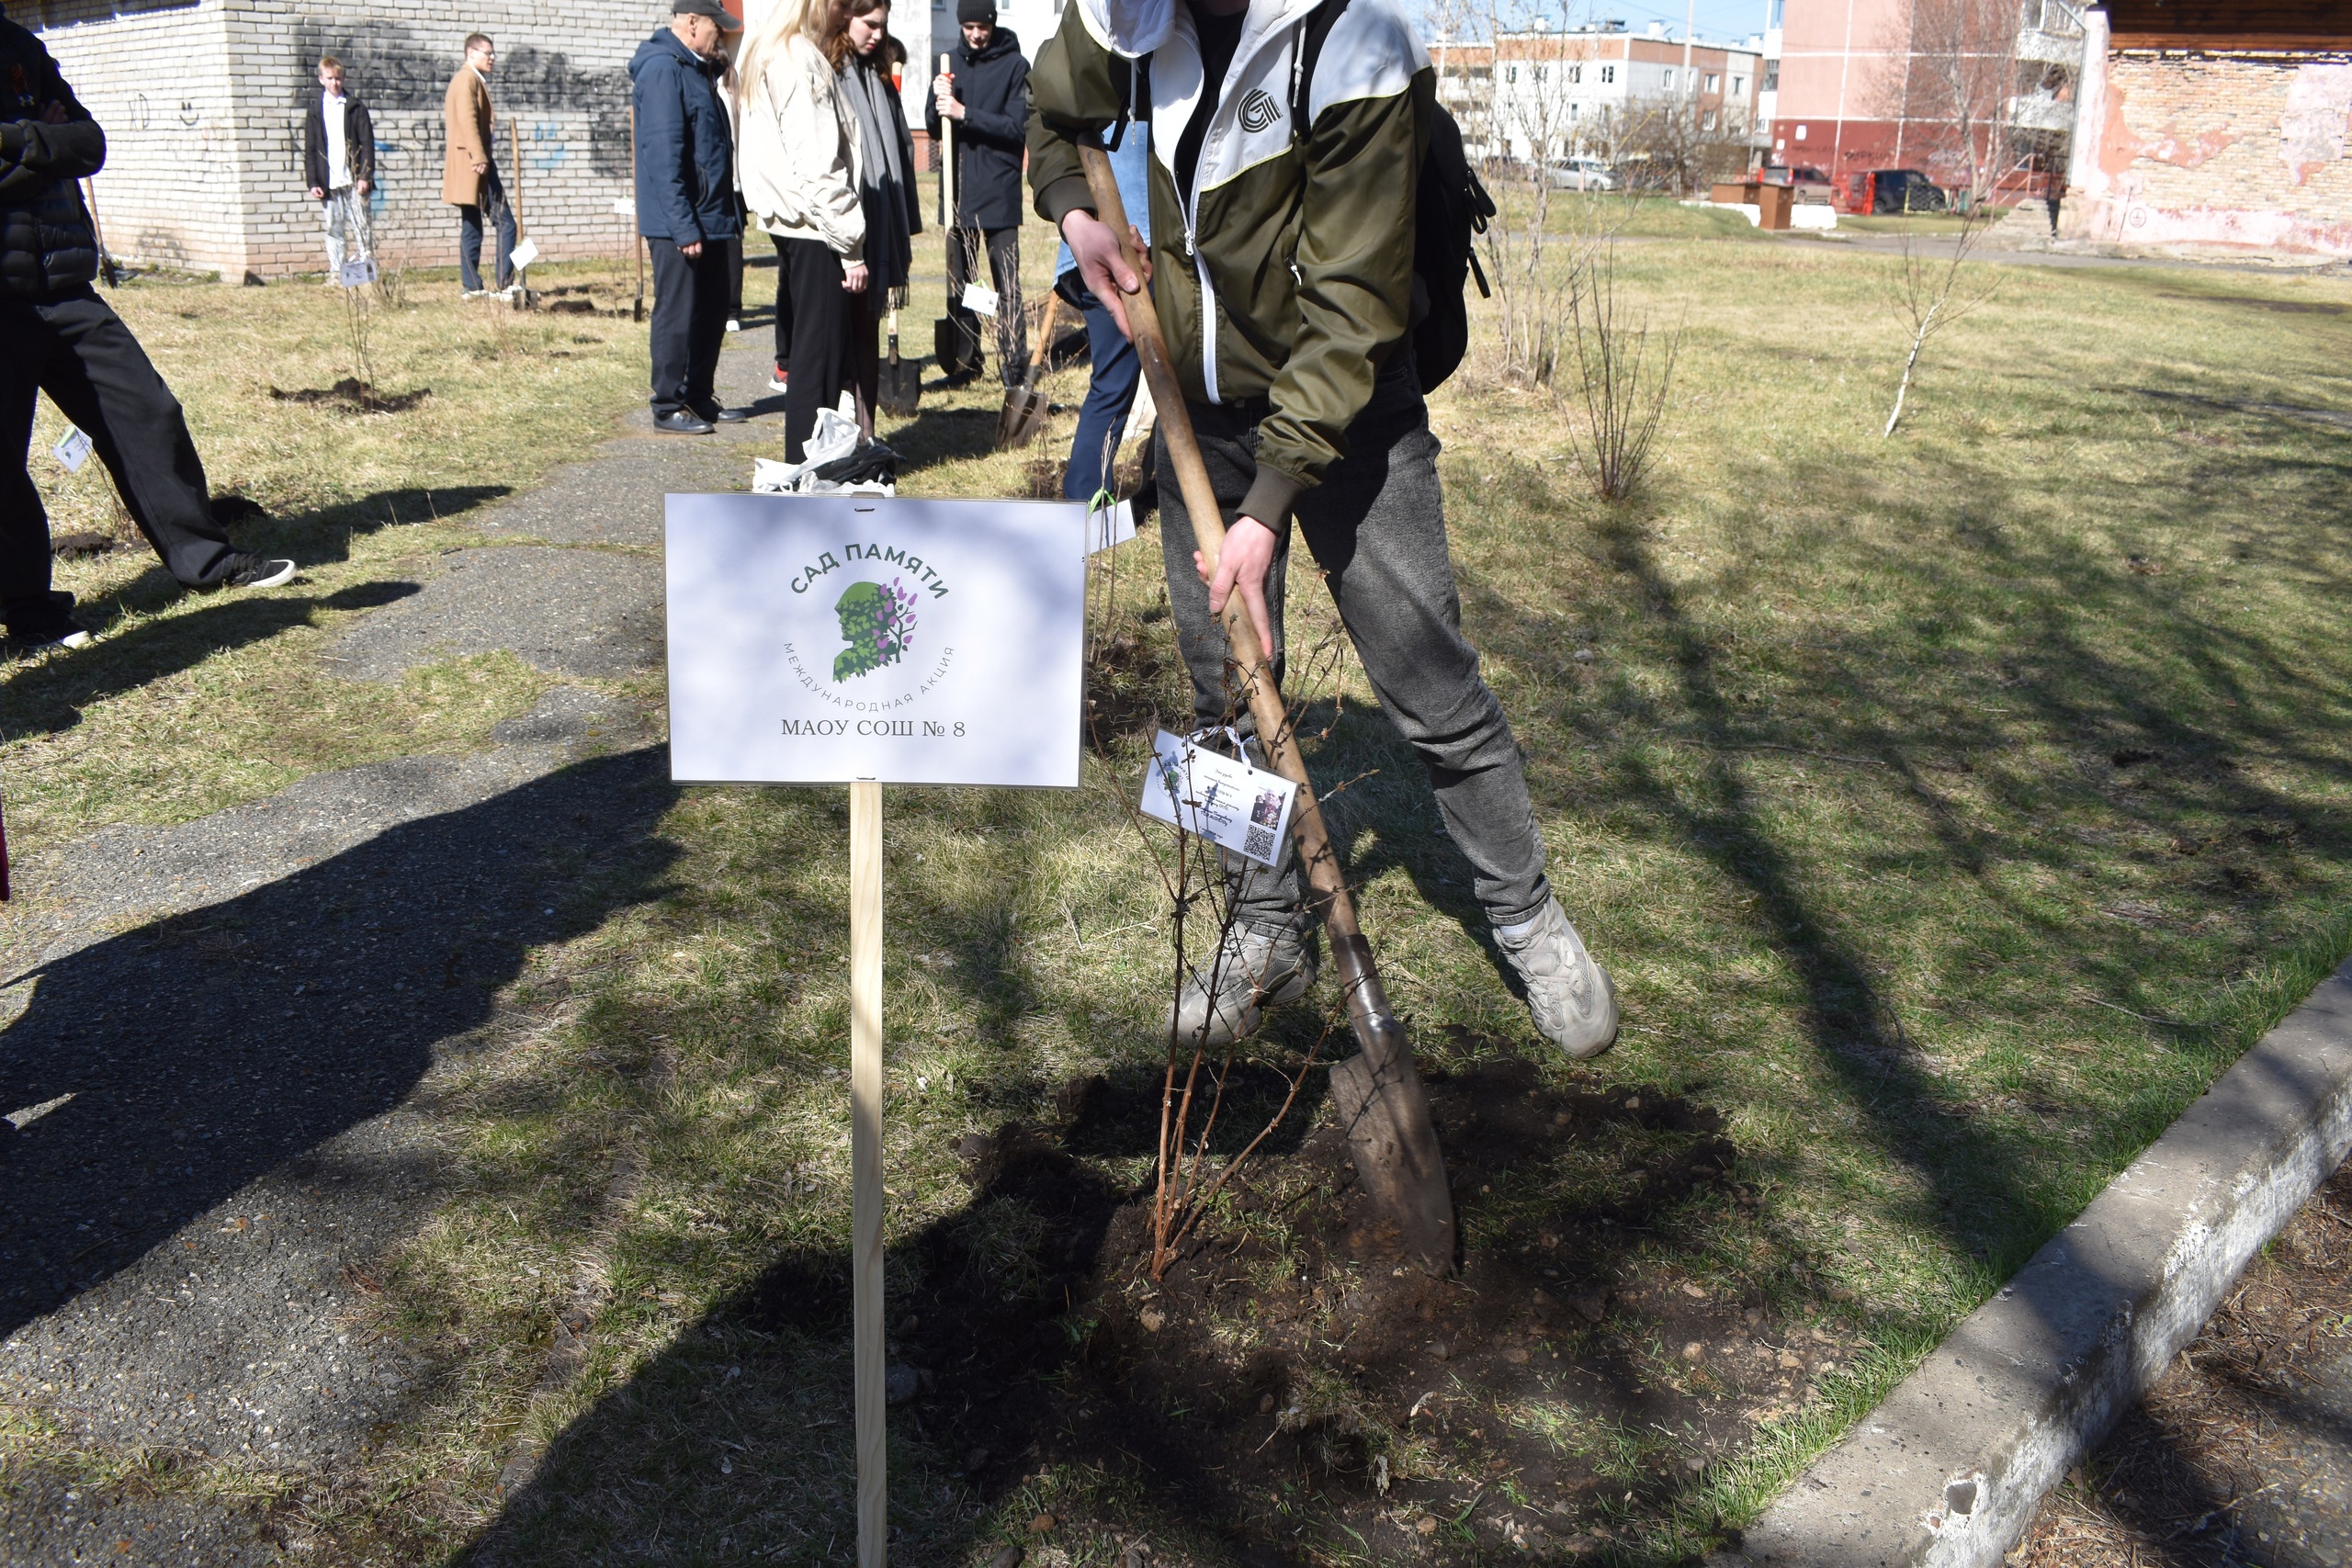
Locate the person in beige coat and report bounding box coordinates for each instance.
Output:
[736,0,866,462]
[441,33,514,296]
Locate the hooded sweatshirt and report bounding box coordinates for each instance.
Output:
[925,26,1029,231]
[1027,0,1430,527]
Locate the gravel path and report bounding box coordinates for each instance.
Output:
[0,338,782,1562]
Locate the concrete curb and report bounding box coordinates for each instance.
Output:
[1718,956,2352,1568]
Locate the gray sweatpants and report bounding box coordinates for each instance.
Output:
[1156,367,1553,932]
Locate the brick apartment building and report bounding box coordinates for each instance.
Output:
[2062,1,2352,254]
[1767,0,2085,197]
[1432,19,1765,165]
[9,0,944,279]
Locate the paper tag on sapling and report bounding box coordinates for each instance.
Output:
[508,237,541,271]
[51,426,91,472]
[961,282,1000,319]
[338,256,377,288]
[1139,729,1297,867]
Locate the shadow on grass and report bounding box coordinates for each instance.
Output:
[0,581,424,738]
[0,746,681,1342]
[462,1054,1752,1568]
[0,482,514,733]
[1462,395,2352,1278]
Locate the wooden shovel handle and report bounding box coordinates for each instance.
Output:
[1075,146,1391,1052]
[1027,295,1060,373]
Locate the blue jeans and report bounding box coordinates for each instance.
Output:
[1062,287,1140,503]
[456,164,515,292]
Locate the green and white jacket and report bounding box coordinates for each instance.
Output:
[1027,0,1432,526]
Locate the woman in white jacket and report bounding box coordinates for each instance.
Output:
[738,0,867,462]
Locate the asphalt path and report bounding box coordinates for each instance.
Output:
[0,339,782,1562]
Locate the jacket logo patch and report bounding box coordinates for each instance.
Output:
[1238,88,1281,134]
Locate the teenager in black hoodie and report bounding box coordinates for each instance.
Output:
[924,0,1027,385]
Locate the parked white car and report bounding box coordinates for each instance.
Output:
[1542,157,1619,191]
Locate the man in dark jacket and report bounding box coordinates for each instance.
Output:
[630,0,746,434]
[1,16,291,652]
[302,54,375,282]
[926,0,1028,385]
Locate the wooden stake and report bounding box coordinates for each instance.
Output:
[849,778,887,1568]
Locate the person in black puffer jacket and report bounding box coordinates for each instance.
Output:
[2,16,291,651]
[925,0,1028,385]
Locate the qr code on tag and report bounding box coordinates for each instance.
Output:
[1243,825,1277,863]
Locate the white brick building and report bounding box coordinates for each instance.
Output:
[16,0,944,278]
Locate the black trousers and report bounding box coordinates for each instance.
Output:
[771,231,795,374]
[1,288,236,626]
[647,237,731,418]
[945,225,1022,385]
[778,235,853,464]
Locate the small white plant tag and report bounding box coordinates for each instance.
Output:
[611,197,635,217]
[508,237,541,271]
[338,255,377,288]
[51,426,91,472]
[961,282,1000,319]
[1085,497,1136,556]
[1139,728,1296,867]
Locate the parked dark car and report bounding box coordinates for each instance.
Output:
[1848,168,1949,214]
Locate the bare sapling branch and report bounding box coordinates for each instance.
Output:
[1556,242,1679,500]
[1883,203,2000,438]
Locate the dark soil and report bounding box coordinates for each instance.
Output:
[732,1045,1809,1563]
[268,379,431,413]
[49,531,124,560]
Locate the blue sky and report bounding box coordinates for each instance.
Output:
[1528,0,1782,45]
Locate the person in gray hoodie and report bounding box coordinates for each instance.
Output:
[631,0,747,434]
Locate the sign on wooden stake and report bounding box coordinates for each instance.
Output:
[666,492,1087,1568]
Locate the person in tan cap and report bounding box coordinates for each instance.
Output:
[442,32,514,298]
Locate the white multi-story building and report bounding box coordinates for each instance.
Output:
[1437,18,1765,165]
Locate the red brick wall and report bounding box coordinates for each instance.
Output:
[2066,51,2352,254]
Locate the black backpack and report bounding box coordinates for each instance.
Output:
[1294,0,1492,390]
[1109,0,1495,391]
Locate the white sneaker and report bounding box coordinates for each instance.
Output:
[725,317,741,333]
[1493,897,1620,1059]
[1168,921,1317,1049]
[769,367,789,393]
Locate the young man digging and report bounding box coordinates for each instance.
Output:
[1028,0,1618,1058]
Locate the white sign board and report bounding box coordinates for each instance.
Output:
[666,492,1087,787]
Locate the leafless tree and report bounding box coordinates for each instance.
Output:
[1883,209,2000,436]
[1872,0,2030,205]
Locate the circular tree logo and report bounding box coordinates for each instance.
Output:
[832,578,918,681]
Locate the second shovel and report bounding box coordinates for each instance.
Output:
[997,295,1062,449]
[880,299,922,415]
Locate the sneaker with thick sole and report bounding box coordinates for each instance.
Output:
[770,367,790,393]
[220,553,297,590]
[1169,921,1317,1050]
[1493,897,1619,1059]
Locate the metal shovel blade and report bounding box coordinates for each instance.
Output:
[880,355,922,416]
[997,383,1049,449]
